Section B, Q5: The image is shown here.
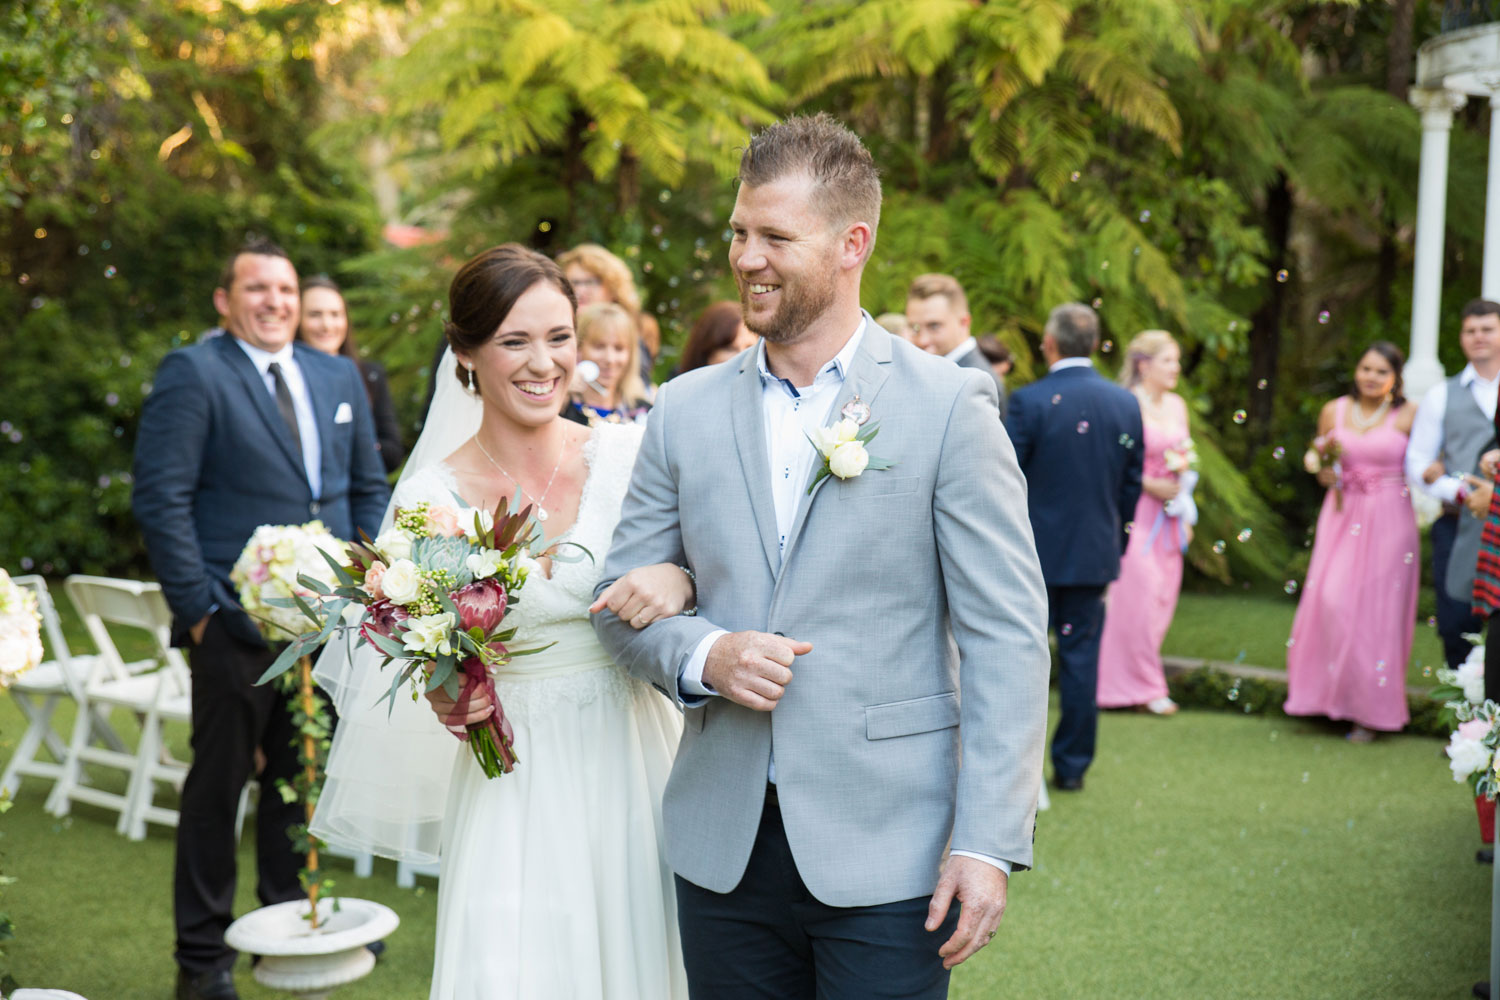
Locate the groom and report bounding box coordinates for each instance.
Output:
[593,114,1049,998]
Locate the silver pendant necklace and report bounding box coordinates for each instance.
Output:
[474,433,566,522]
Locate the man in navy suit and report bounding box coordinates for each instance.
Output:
[132,238,390,1000]
[1005,303,1142,792]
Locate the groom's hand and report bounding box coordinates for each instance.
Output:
[702,632,812,711]
[927,856,1008,969]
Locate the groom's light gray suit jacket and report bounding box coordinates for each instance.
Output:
[593,321,1049,908]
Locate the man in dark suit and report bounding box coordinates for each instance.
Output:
[906,273,1007,418]
[132,238,390,1000]
[1005,303,1142,792]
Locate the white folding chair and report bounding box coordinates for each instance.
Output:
[396,858,441,889]
[1,576,131,799]
[45,576,191,839]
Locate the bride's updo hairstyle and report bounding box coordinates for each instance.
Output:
[445,243,578,393]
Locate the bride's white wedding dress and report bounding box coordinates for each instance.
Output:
[313,422,686,1000]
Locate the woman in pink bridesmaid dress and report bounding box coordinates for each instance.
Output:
[1098,331,1195,715]
[1285,342,1420,741]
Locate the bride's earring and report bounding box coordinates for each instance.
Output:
[465,363,476,393]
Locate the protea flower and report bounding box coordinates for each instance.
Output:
[453,578,507,635]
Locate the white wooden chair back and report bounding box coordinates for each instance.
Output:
[63,576,185,689]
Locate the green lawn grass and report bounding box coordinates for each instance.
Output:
[2,588,1487,998]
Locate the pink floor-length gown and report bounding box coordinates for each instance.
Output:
[1097,396,1189,708]
[1284,397,1417,731]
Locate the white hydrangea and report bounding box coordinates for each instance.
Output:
[230,521,348,641]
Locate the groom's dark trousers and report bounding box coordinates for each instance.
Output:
[133,332,388,974]
[675,785,961,999]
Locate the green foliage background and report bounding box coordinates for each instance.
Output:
[2,0,1491,587]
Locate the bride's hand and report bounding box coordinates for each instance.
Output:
[425,683,495,731]
[589,563,695,629]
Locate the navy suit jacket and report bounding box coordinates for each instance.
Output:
[1005,364,1143,587]
[132,334,391,647]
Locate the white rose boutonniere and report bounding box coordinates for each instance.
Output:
[805,417,894,494]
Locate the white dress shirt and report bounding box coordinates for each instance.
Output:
[1049,356,1094,373]
[234,337,323,498]
[944,337,979,364]
[1404,364,1500,503]
[678,319,1011,874]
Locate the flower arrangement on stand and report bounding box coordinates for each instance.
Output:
[1435,643,1500,842]
[224,523,398,999]
[0,568,42,996]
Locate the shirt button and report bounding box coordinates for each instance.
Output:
[310,501,321,515]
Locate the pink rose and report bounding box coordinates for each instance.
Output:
[453,578,508,635]
[425,504,464,537]
[1459,719,1492,742]
[364,560,388,601]
[248,563,270,585]
[359,599,410,645]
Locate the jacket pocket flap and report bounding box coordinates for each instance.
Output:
[865,692,959,740]
[837,475,920,500]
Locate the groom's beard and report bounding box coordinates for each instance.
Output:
[738,259,840,345]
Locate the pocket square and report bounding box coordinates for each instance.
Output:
[334,402,353,424]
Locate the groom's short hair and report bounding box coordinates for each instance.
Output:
[1045,303,1100,358]
[217,236,292,293]
[737,113,881,238]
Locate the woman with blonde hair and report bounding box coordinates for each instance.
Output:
[558,243,657,383]
[565,302,652,425]
[1097,330,1196,715]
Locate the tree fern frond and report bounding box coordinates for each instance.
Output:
[1058,39,1182,151]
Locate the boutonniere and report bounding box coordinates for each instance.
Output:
[805,418,895,494]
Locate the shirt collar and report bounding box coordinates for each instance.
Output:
[233,335,296,374]
[1461,363,1500,388]
[1049,356,1094,373]
[757,318,866,399]
[944,337,978,363]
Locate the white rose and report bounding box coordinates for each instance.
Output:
[380,559,423,606]
[375,527,414,562]
[402,612,456,657]
[1449,734,1491,782]
[466,549,505,580]
[1302,448,1322,474]
[463,509,495,542]
[829,440,870,480]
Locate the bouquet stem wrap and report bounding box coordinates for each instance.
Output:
[446,656,519,778]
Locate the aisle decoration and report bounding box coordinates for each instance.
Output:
[228,522,397,998]
[0,568,43,688]
[0,568,40,993]
[1435,643,1500,841]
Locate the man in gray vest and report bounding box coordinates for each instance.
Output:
[1404,298,1500,670]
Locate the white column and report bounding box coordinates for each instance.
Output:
[1486,93,1500,299]
[1407,87,1467,400]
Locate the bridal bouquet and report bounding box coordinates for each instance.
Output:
[1434,642,1500,799]
[262,497,567,779]
[0,569,42,687]
[1303,434,1344,511]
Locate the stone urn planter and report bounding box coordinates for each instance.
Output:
[225,897,398,1000]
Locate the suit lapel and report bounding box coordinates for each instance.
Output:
[214,334,306,482]
[777,322,893,574]
[730,355,782,574]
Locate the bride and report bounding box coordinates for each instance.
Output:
[311,244,691,998]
